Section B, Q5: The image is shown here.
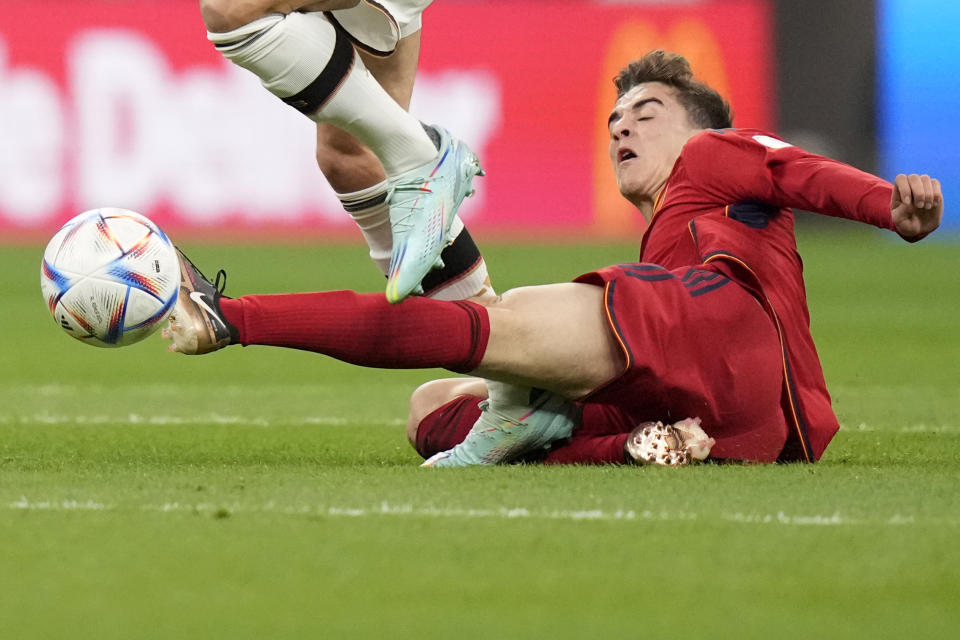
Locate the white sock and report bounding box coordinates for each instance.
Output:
[426,257,495,300]
[208,12,436,178]
[337,181,392,276]
[484,380,533,416]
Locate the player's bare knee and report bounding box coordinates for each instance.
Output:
[405,413,420,449]
[406,380,443,447]
[199,0,266,33]
[202,1,362,32]
[407,379,448,434]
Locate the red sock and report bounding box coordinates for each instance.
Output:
[219,291,490,373]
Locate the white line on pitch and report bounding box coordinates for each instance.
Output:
[6,497,952,528]
[1,413,955,433]
[0,414,405,427]
[839,422,960,433]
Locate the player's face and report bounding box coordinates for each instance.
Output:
[608,83,701,212]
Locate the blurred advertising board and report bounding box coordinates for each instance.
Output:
[878,0,959,230]
[0,0,773,239]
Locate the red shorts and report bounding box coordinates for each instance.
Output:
[576,262,790,462]
[416,262,791,463]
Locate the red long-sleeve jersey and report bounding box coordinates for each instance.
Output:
[635,128,895,460]
[418,129,899,466]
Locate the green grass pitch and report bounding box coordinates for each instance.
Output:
[2,224,958,639]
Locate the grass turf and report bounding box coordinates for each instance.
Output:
[2,226,958,638]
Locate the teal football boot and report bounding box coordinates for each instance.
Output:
[385,125,484,303]
[422,392,577,467]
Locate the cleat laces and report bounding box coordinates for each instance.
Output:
[213,269,228,296]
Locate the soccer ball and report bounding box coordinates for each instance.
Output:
[40,208,180,348]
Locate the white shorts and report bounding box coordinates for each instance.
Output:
[329,0,434,56]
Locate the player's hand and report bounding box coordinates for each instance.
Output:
[890,173,943,241]
[624,417,715,466]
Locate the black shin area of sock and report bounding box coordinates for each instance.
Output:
[420,228,484,295]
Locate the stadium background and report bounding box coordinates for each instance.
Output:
[0,0,956,239]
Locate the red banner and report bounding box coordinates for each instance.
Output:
[0,0,773,238]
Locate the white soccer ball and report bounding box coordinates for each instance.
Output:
[40,208,180,348]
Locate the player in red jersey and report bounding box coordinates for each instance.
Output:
[164,50,943,467]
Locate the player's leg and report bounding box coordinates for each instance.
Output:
[408,378,625,464]
[166,250,622,395]
[199,0,437,176]
[166,249,622,465]
[417,284,624,466]
[410,379,581,466]
[408,379,700,466]
[166,253,725,465]
[406,377,487,450]
[312,30,410,278]
[200,1,483,302]
[465,284,623,396]
[314,29,422,193]
[316,34,493,298]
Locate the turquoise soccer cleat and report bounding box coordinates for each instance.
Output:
[421,392,577,468]
[385,125,484,304]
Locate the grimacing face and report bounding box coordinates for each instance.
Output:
[607,82,703,216]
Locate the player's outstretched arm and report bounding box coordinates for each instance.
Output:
[890,173,943,241]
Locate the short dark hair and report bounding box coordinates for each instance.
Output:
[614,50,733,129]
